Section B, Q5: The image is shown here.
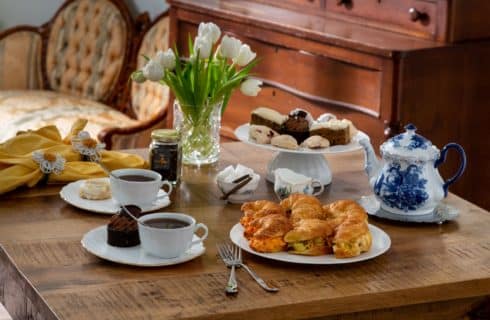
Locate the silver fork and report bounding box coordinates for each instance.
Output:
[219,243,279,293]
[217,243,239,294]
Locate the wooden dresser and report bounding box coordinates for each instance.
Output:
[168,0,490,210]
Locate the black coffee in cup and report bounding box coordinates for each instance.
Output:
[145,218,190,229]
[118,174,155,182]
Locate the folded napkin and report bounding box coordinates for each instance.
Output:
[0,119,147,194]
[216,164,260,197]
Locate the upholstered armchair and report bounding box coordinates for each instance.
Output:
[110,11,171,149]
[0,0,170,149]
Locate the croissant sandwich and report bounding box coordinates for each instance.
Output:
[323,199,368,229]
[284,219,334,255]
[247,214,292,253]
[240,200,286,229]
[332,220,372,258]
[280,194,325,224]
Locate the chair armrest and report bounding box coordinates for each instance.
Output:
[0,26,43,90]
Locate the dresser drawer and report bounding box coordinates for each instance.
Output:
[254,0,324,10]
[248,38,382,116]
[326,0,439,39]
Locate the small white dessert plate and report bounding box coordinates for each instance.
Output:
[358,194,459,224]
[81,226,205,267]
[60,178,171,215]
[230,223,390,265]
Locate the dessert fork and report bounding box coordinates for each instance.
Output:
[217,243,279,293]
[217,243,239,295]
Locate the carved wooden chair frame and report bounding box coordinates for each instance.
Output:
[0,0,170,149]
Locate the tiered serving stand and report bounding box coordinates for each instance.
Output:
[234,124,369,185]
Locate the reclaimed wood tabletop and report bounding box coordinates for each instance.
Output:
[0,142,489,320]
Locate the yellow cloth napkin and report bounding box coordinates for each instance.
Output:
[0,119,148,194]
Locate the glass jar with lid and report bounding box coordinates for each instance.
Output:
[149,129,182,185]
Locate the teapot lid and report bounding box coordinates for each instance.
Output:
[380,124,439,161]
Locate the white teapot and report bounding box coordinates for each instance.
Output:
[359,124,466,216]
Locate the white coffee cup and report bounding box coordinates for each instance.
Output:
[274,168,324,200]
[110,168,173,207]
[138,212,208,258]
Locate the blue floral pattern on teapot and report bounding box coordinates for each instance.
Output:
[374,162,429,212]
[359,124,466,216]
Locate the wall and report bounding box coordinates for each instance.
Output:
[0,0,168,30]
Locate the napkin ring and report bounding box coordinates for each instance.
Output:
[32,151,65,184]
[71,131,105,162]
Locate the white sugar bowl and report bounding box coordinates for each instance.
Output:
[216,165,260,203]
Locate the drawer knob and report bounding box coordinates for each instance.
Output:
[336,0,352,7]
[409,7,428,22]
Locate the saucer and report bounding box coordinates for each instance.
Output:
[358,194,459,224]
[81,226,206,267]
[60,178,171,215]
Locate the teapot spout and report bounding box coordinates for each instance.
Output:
[358,138,381,188]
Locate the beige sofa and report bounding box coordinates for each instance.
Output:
[0,0,170,149]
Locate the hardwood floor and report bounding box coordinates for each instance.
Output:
[0,303,11,320]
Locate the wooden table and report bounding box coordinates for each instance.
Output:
[0,143,489,320]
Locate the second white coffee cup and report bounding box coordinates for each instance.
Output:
[138,212,208,258]
[110,168,172,207]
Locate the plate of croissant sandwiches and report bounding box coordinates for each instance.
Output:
[230,194,391,264]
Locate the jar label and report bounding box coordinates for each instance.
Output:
[150,145,179,182]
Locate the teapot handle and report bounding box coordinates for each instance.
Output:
[434,143,467,196]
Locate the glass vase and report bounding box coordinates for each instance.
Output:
[173,99,222,166]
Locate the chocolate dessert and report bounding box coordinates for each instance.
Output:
[282,109,311,143]
[107,205,142,247]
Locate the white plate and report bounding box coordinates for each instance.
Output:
[81,226,205,267]
[60,178,171,215]
[358,194,459,224]
[229,223,390,265]
[234,123,368,154]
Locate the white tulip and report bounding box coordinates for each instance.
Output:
[142,59,163,82]
[219,35,242,59]
[193,35,212,59]
[240,78,262,96]
[155,48,176,70]
[198,22,221,44]
[233,44,256,66]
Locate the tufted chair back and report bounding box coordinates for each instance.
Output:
[0,29,43,90]
[45,0,130,102]
[131,13,170,121]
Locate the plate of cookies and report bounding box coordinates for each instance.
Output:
[234,107,368,154]
[60,178,171,214]
[229,194,391,264]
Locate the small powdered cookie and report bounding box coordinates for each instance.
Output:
[79,178,111,200]
[271,134,298,150]
[249,125,279,144]
[301,135,330,149]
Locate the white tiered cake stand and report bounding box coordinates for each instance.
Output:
[234,124,368,185]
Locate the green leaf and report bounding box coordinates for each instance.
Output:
[188,34,194,56]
